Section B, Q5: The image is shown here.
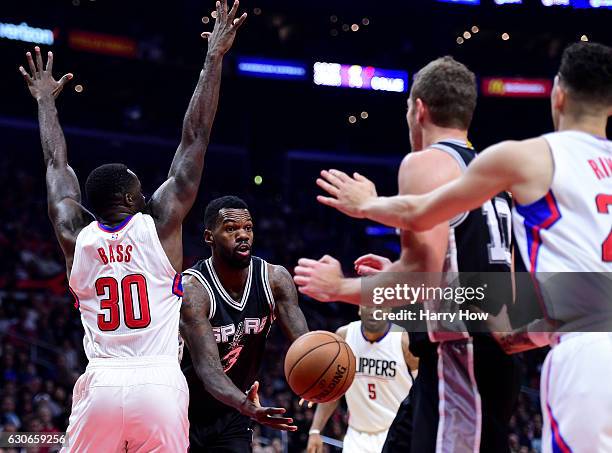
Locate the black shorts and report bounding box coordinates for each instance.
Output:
[189,410,253,453]
[383,335,520,453]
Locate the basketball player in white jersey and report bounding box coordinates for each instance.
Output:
[307,306,417,453]
[314,42,612,453]
[17,3,288,451]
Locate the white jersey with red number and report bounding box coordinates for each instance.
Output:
[68,212,183,360]
[513,131,612,273]
[343,321,413,433]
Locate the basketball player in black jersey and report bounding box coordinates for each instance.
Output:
[295,57,519,452]
[180,196,309,452]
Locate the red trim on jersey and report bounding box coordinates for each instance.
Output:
[545,358,573,453]
[69,286,80,309]
[97,215,135,233]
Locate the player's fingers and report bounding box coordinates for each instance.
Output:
[319,254,337,264]
[57,73,74,90]
[213,1,221,22]
[316,195,341,209]
[34,46,44,73]
[227,0,239,21]
[316,178,340,197]
[320,169,343,188]
[329,168,351,182]
[233,12,247,29]
[354,253,379,266]
[19,66,33,85]
[297,257,320,268]
[45,51,53,73]
[264,422,298,431]
[353,171,370,183]
[356,265,378,276]
[26,52,37,78]
[220,0,228,20]
[293,276,310,287]
[308,401,314,408]
[294,266,313,277]
[201,32,212,39]
[261,407,287,416]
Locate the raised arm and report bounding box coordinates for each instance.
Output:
[317,139,552,232]
[180,275,296,431]
[269,264,309,342]
[149,0,247,232]
[19,47,93,272]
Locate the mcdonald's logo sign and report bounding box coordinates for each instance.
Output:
[482,77,552,98]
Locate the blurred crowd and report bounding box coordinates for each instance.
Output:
[0,150,547,453]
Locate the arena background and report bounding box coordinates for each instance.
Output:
[1,1,610,451]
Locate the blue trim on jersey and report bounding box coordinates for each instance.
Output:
[97,215,134,233]
[172,273,184,297]
[515,191,561,272]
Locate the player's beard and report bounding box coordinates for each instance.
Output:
[220,246,251,269]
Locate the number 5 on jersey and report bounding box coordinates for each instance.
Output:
[96,274,151,331]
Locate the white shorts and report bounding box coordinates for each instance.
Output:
[61,356,189,453]
[541,333,612,453]
[343,426,388,453]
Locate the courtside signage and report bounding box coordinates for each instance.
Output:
[68,30,137,58]
[481,77,552,98]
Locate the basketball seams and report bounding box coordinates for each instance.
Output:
[287,339,340,379]
[294,341,342,398]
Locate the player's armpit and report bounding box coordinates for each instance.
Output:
[270,264,309,342]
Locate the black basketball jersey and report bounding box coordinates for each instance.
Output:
[181,256,275,425]
[409,139,513,357]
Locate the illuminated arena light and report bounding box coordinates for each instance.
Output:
[237,57,307,80]
[0,22,54,45]
[313,62,408,93]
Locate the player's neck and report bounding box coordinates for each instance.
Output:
[558,114,608,139]
[98,209,135,227]
[422,126,469,149]
[362,324,390,342]
[211,254,249,292]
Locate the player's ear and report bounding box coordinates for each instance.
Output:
[415,98,426,124]
[124,192,135,206]
[204,229,213,246]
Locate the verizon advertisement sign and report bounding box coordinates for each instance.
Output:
[482,77,552,98]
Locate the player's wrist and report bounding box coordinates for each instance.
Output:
[338,278,361,304]
[308,429,321,436]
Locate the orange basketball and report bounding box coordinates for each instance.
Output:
[284,330,356,403]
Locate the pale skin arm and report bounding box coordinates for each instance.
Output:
[295,150,462,304]
[306,326,348,453]
[317,139,553,232]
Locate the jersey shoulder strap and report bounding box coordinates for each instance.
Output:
[183,259,217,319]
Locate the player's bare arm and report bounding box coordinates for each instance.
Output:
[306,325,348,453]
[401,331,419,372]
[148,0,247,270]
[317,139,553,232]
[19,47,94,276]
[180,274,297,431]
[295,149,461,304]
[269,264,309,342]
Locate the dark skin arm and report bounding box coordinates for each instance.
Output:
[19,47,94,277]
[148,0,247,271]
[180,275,297,431]
[269,264,309,342]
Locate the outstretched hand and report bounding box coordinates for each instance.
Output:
[243,381,297,431]
[294,255,345,302]
[316,169,378,218]
[19,47,73,101]
[202,0,247,57]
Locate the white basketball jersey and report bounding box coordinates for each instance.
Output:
[68,213,183,360]
[513,131,612,272]
[343,321,413,433]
